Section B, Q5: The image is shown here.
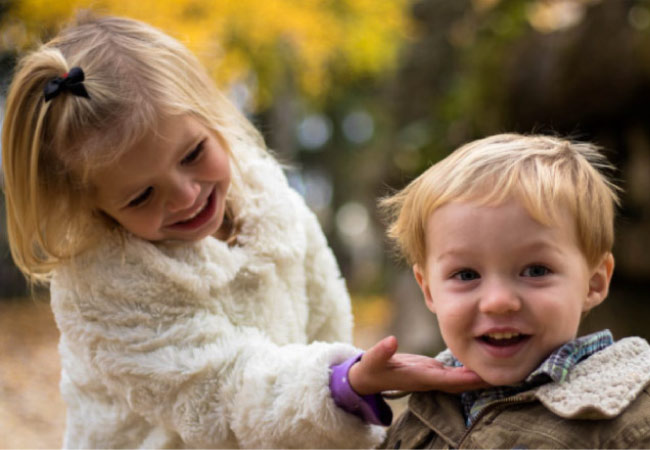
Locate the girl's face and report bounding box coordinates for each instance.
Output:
[93,114,231,242]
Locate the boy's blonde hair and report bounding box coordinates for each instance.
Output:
[2,14,264,283]
[381,133,620,269]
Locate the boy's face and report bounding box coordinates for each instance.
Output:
[413,199,614,386]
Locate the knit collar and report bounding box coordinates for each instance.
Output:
[534,336,650,419]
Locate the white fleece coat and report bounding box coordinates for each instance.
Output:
[50,141,385,448]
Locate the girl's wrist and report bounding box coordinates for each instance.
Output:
[329,354,392,426]
[347,358,369,395]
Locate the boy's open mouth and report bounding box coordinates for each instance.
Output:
[479,332,531,347]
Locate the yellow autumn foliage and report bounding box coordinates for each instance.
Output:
[0,0,409,109]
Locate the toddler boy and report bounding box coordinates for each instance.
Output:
[380,134,650,448]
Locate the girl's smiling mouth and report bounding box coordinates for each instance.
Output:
[168,188,217,231]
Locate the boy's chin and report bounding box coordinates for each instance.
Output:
[472,367,530,387]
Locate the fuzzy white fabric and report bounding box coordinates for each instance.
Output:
[50,141,385,449]
[436,337,650,419]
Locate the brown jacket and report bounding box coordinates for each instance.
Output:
[382,337,650,449]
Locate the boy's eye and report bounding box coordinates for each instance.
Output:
[522,265,550,277]
[127,186,153,208]
[181,140,205,165]
[453,269,480,281]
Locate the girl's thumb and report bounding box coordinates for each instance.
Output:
[364,335,399,368]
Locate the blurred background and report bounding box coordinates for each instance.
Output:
[1,0,650,446]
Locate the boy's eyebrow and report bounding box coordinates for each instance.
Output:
[517,239,568,256]
[435,239,567,261]
[435,247,476,262]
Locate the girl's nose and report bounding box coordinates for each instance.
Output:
[166,176,201,213]
[478,279,521,315]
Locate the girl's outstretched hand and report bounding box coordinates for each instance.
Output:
[348,335,489,396]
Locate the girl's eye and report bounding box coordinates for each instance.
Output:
[181,140,205,165]
[128,186,153,208]
[453,269,480,281]
[522,265,551,277]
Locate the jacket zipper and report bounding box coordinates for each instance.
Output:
[456,395,535,448]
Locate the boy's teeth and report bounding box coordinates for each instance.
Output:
[486,332,519,340]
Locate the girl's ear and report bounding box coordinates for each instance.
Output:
[584,252,615,312]
[413,264,436,314]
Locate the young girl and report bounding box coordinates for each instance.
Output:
[2,14,483,448]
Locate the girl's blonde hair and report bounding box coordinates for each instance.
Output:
[2,13,264,283]
[381,133,621,269]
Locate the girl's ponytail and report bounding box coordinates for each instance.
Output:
[2,48,95,283]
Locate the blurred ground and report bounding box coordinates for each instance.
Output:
[0,295,403,448]
[0,298,64,448]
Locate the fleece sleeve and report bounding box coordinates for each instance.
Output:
[288,189,355,344]
[51,266,384,449]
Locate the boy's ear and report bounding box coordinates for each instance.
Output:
[413,264,436,314]
[584,252,615,312]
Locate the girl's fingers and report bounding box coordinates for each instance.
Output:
[398,360,488,392]
[423,367,489,392]
[355,344,489,394]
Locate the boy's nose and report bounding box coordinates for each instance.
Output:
[478,279,521,314]
[166,177,201,213]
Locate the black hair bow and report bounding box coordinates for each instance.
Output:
[43,67,90,102]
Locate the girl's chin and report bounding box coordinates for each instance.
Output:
[169,219,223,242]
[140,218,223,243]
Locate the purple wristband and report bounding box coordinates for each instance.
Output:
[329,353,393,426]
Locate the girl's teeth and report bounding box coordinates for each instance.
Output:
[181,198,208,223]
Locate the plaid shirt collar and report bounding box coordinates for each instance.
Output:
[453,329,614,426]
